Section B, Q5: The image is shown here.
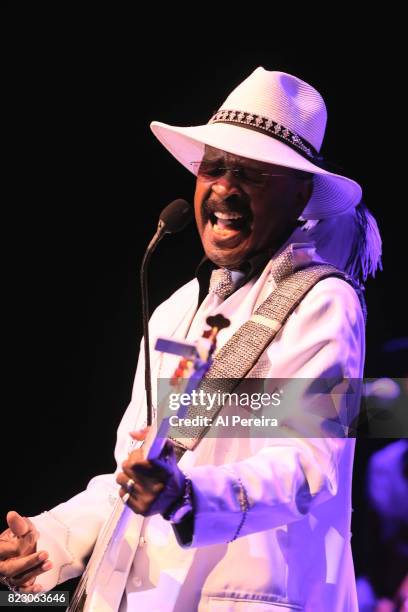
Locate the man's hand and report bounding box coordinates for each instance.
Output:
[116,428,186,517]
[0,511,51,593]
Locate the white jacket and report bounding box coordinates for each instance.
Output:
[32,245,364,611]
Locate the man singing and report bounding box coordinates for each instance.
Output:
[1,67,381,611]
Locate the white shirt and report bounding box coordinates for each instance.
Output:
[32,242,364,611]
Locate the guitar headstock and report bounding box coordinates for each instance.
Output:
[203,314,231,340]
[170,314,230,386]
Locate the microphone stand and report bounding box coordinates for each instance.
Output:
[140,198,192,428]
[140,220,166,426]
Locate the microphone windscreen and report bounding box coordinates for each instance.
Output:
[159,199,193,233]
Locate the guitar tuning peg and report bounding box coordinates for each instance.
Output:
[206,314,231,331]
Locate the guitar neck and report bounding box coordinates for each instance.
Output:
[67,316,230,611]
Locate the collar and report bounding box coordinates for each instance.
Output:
[195,250,272,306]
[195,241,323,306]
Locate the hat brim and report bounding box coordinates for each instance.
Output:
[150,121,362,220]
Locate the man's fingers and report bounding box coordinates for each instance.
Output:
[129,427,150,441]
[116,473,143,495]
[0,539,19,561]
[119,484,164,516]
[19,582,43,594]
[5,512,38,558]
[120,464,167,490]
[6,511,24,533]
[18,577,36,588]
[11,559,52,586]
[121,457,169,483]
[116,472,165,497]
[117,474,164,497]
[1,550,49,579]
[143,482,165,495]
[7,512,31,538]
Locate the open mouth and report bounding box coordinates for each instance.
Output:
[209,211,249,233]
[203,202,252,243]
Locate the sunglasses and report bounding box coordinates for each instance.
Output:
[190,161,311,186]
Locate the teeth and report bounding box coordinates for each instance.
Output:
[214,211,243,220]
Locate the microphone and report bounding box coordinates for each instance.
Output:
[141,199,193,426]
[147,198,193,251]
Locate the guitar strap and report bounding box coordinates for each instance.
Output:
[170,261,357,458]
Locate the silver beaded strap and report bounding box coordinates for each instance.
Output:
[209,109,319,160]
[0,575,20,594]
[169,261,351,452]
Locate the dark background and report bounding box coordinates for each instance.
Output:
[4,10,407,598]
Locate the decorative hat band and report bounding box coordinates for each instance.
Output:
[209,109,319,161]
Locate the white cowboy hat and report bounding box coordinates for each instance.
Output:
[150,67,362,220]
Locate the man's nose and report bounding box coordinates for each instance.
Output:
[211,174,243,201]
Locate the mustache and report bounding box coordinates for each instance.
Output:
[202,196,252,221]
